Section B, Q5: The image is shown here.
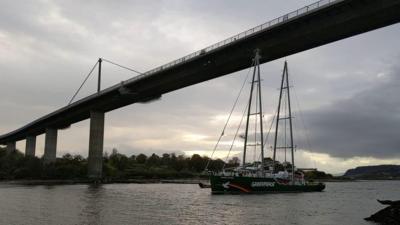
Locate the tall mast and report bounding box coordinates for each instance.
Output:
[242,51,258,167]
[272,61,295,182]
[285,61,295,183]
[242,50,264,167]
[256,52,265,167]
[272,62,286,172]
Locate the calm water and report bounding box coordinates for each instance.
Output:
[0,181,399,225]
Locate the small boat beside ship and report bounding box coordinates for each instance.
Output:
[206,50,325,194]
[198,182,211,188]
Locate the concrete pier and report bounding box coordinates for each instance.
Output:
[87,111,105,179]
[6,142,16,154]
[25,136,36,157]
[44,128,57,163]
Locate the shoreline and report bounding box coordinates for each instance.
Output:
[0,178,209,186]
[1,178,399,186]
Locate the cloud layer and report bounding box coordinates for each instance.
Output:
[301,64,400,158]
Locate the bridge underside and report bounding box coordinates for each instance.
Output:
[2,0,400,144]
[1,0,400,178]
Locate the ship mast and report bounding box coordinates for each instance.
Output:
[242,49,265,168]
[272,61,295,183]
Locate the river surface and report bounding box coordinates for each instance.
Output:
[0,181,399,225]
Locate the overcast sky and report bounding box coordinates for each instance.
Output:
[1,0,400,173]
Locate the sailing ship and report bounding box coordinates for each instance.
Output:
[208,50,325,194]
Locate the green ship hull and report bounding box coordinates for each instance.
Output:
[210,175,325,194]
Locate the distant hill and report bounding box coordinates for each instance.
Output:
[344,165,400,179]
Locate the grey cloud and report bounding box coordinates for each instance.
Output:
[298,64,400,158]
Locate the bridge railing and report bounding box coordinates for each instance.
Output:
[125,0,342,84]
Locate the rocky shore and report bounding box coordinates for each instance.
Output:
[365,200,400,225]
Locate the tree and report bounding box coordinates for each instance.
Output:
[109,149,129,171]
[0,147,211,180]
[62,153,73,160]
[171,154,187,171]
[147,153,160,167]
[189,154,205,172]
[161,153,171,166]
[208,159,225,172]
[227,157,240,168]
[136,154,147,164]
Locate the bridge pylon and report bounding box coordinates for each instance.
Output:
[6,142,16,154]
[44,128,58,163]
[25,136,36,157]
[87,111,105,179]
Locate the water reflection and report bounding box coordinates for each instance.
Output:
[80,184,105,225]
[0,181,398,225]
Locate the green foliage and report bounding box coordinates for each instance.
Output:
[226,157,240,168]
[136,154,147,164]
[41,154,87,179]
[109,148,129,171]
[0,147,227,180]
[189,154,206,172]
[0,147,87,180]
[171,154,187,171]
[146,153,160,167]
[303,170,333,180]
[208,159,225,172]
[0,148,43,179]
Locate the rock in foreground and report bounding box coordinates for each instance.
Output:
[365,200,400,225]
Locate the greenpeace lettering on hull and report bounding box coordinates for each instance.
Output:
[251,182,275,188]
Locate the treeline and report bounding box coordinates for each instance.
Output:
[0,147,334,181]
[0,148,236,180]
[303,170,333,180]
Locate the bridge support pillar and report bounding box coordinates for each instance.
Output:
[25,136,36,157]
[44,128,57,163]
[88,111,105,179]
[6,142,16,154]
